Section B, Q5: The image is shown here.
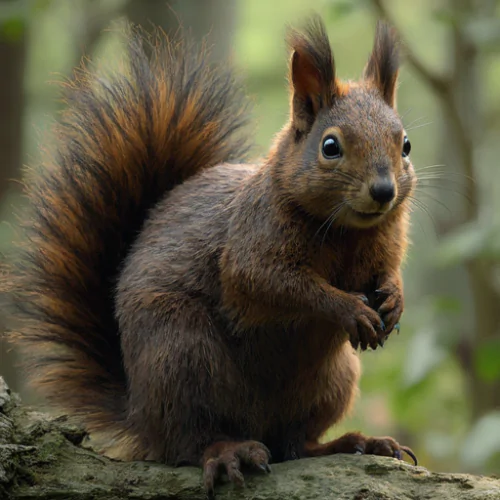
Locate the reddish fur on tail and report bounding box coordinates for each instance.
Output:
[5,26,250,443]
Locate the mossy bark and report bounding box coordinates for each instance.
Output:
[1,377,499,500]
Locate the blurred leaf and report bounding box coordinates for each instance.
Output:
[431,7,458,26]
[403,326,447,387]
[0,0,24,22]
[436,222,500,266]
[461,412,500,467]
[0,0,27,41]
[324,0,361,20]
[1,16,24,40]
[474,339,500,382]
[424,431,457,460]
[403,295,461,351]
[432,296,462,314]
[466,18,500,52]
[33,0,53,13]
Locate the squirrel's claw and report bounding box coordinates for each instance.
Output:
[375,282,403,335]
[259,463,272,473]
[202,440,271,497]
[347,292,388,352]
[401,446,418,466]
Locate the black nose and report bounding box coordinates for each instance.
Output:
[369,180,395,204]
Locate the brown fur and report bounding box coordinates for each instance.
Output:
[6,16,417,495]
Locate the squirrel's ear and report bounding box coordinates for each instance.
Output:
[287,17,336,135]
[364,21,400,108]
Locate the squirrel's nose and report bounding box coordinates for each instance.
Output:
[369,179,395,205]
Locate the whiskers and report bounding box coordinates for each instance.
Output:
[415,164,474,206]
[405,163,475,238]
[311,169,361,245]
[405,120,433,132]
[313,201,349,247]
[416,164,474,184]
[406,194,439,236]
[402,111,433,133]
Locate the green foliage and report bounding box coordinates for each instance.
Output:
[403,326,447,387]
[437,222,500,265]
[466,18,500,53]
[0,0,52,41]
[402,296,461,387]
[323,0,363,20]
[0,0,25,41]
[474,339,500,383]
[461,412,500,468]
[0,15,24,41]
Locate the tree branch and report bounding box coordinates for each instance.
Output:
[368,0,451,96]
[2,377,500,499]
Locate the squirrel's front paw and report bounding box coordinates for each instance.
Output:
[375,282,403,335]
[345,293,386,351]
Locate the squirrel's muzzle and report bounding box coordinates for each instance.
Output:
[369,179,396,205]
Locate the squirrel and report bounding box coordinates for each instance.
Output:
[6,15,418,497]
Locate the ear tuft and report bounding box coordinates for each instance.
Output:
[364,21,400,108]
[287,15,336,133]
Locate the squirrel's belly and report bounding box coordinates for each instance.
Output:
[234,331,360,456]
[231,318,351,414]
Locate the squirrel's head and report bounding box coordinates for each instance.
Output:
[272,17,416,229]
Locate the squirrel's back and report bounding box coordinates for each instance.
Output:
[6,26,250,441]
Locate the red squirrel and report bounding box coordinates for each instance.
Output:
[7,16,417,496]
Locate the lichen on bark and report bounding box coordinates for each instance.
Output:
[1,376,499,500]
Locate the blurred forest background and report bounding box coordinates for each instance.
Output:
[1,0,500,477]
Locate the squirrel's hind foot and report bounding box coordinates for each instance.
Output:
[202,440,271,498]
[305,432,418,466]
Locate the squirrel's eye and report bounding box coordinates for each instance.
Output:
[402,135,411,158]
[322,136,342,160]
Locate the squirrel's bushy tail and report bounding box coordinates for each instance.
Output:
[6,27,249,441]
